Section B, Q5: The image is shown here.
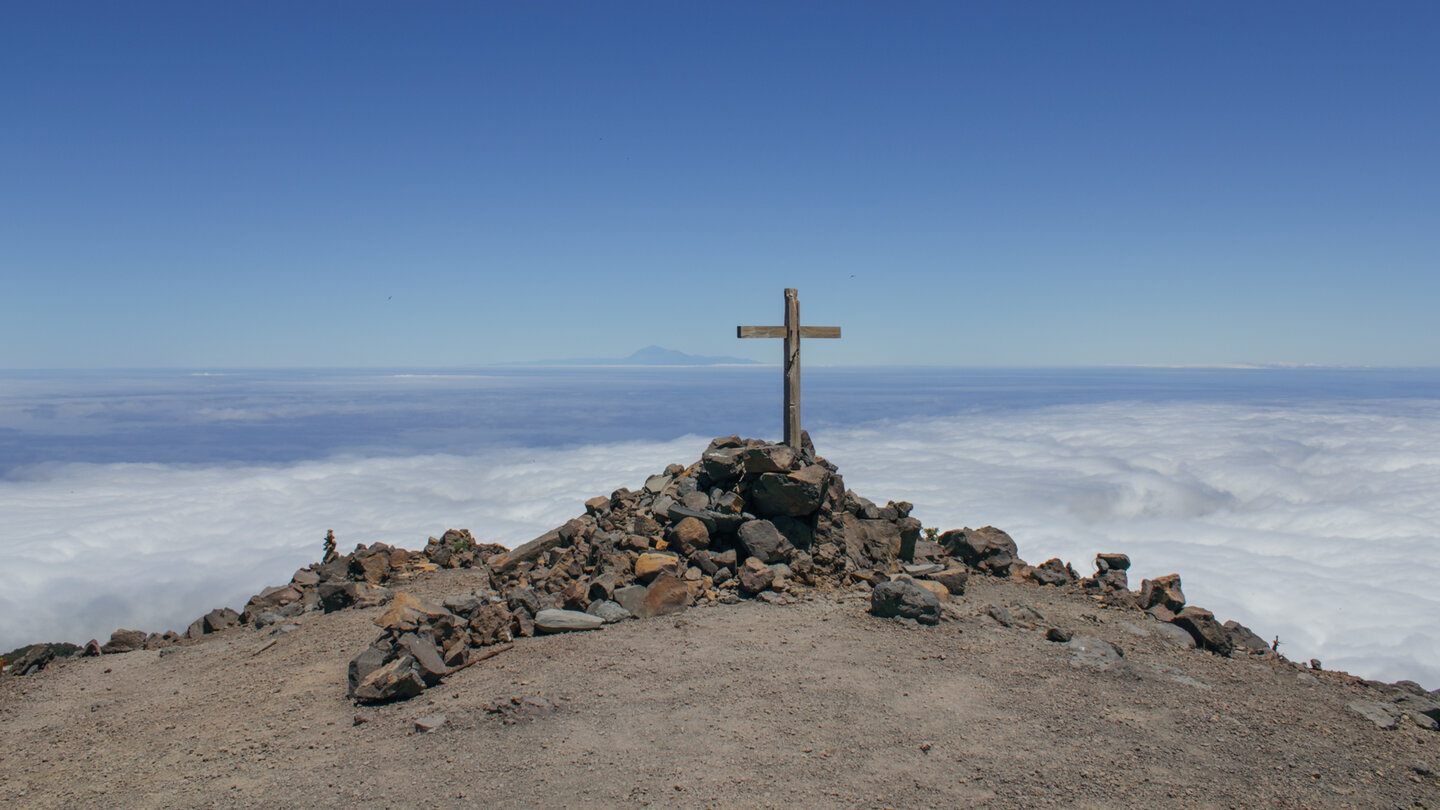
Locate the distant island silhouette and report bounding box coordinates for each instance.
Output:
[501,345,763,366]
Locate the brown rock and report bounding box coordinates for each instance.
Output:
[634,552,681,583]
[1140,574,1186,613]
[940,526,1020,575]
[468,603,514,646]
[738,557,776,594]
[100,629,148,654]
[925,567,970,596]
[353,654,426,704]
[914,579,951,602]
[666,517,710,556]
[1173,606,1234,656]
[560,580,589,611]
[639,573,694,618]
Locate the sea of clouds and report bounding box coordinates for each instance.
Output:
[2,369,1437,686]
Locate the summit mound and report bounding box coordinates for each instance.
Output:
[2,436,1438,808]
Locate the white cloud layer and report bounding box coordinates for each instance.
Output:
[3,400,1438,688]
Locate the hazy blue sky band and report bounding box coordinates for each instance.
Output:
[3,3,1437,367]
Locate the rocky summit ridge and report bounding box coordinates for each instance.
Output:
[8,434,1439,742]
[6,435,1440,807]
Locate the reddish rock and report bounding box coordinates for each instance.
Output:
[639,573,693,618]
[1173,606,1234,656]
[666,517,710,556]
[1140,574,1186,613]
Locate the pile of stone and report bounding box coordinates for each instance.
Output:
[3,528,502,678]
[347,434,958,702]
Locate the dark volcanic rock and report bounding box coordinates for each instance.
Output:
[940,526,1021,575]
[100,628,148,654]
[738,519,791,564]
[352,653,426,704]
[1173,606,1234,656]
[750,465,829,517]
[870,578,941,626]
[1031,558,1075,586]
[1095,553,1131,571]
[1140,574,1186,613]
[924,567,970,596]
[738,557,776,594]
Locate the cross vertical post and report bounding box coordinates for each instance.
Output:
[737,288,841,451]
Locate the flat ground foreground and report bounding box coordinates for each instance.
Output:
[2,569,1437,809]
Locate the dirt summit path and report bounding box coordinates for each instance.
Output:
[1,566,1437,809]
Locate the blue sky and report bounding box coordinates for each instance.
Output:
[3,2,1437,368]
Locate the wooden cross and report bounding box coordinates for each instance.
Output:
[737,288,841,450]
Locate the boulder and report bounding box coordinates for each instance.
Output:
[940,526,1020,575]
[700,447,744,484]
[1095,553,1131,571]
[467,604,514,646]
[585,600,633,624]
[319,582,360,613]
[202,608,241,634]
[1031,558,1075,586]
[353,654,426,704]
[534,609,605,633]
[924,567,969,596]
[870,578,941,625]
[613,585,647,617]
[1066,636,1127,672]
[1096,569,1128,591]
[750,465,829,517]
[1349,701,1402,730]
[839,513,906,571]
[488,526,566,574]
[738,557,776,594]
[634,552,681,583]
[913,579,951,603]
[1140,574,1186,613]
[738,519,791,564]
[374,592,453,632]
[347,647,389,697]
[665,517,710,556]
[1172,606,1233,656]
[9,644,59,676]
[397,633,448,685]
[100,628,148,654]
[639,573,693,618]
[740,444,796,474]
[1223,620,1271,655]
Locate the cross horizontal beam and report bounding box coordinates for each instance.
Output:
[736,326,842,339]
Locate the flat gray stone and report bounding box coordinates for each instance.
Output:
[1066,635,1126,672]
[1152,622,1198,650]
[534,608,604,633]
[585,599,633,624]
[903,563,943,576]
[613,585,647,616]
[414,713,448,733]
[1349,701,1400,729]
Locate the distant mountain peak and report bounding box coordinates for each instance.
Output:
[501,346,762,366]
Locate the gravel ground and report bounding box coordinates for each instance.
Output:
[2,568,1438,809]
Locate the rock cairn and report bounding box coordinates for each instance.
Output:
[345,433,957,702]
